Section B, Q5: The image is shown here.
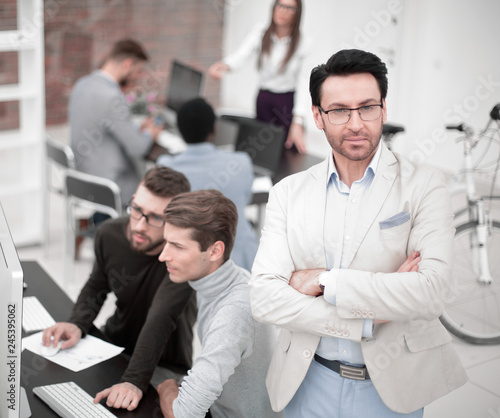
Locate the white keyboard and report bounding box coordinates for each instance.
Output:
[22,296,56,332]
[33,381,116,418]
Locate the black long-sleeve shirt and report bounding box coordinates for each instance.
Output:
[69,217,197,392]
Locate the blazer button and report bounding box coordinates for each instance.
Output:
[342,330,350,337]
[368,312,375,318]
[355,310,362,318]
[302,349,312,359]
[349,309,356,317]
[335,330,343,336]
[362,312,368,318]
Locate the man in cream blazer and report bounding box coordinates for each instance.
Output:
[249,49,467,417]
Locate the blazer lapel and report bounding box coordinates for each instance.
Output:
[304,159,329,268]
[345,144,398,268]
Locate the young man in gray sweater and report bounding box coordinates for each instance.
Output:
[157,190,281,418]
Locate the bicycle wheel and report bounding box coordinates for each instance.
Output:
[440,220,500,344]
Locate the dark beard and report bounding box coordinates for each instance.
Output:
[128,223,165,255]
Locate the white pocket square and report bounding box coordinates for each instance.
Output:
[379,211,410,230]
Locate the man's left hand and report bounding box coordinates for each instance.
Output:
[157,379,179,418]
[289,268,325,296]
[94,382,143,411]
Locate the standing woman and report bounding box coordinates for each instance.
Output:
[209,0,311,153]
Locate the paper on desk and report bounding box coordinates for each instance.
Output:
[23,331,124,372]
[157,130,187,154]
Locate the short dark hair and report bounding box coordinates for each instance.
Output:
[142,166,190,198]
[108,39,149,62]
[164,190,237,262]
[309,49,388,106]
[176,98,216,144]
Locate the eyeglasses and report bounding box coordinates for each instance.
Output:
[318,104,384,125]
[275,2,298,13]
[127,204,165,228]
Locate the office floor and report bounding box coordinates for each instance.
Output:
[19,125,500,417]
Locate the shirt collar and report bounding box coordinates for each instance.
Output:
[186,142,216,151]
[271,32,291,44]
[188,259,239,298]
[326,143,382,191]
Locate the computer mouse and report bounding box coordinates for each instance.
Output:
[39,340,63,357]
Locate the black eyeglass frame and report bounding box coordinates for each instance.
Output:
[126,204,165,229]
[275,2,298,13]
[318,103,384,125]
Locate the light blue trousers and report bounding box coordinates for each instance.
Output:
[284,359,424,418]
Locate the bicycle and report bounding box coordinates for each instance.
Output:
[439,103,500,344]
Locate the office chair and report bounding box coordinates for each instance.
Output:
[64,169,122,283]
[44,136,76,257]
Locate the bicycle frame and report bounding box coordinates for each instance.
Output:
[441,105,500,344]
[457,120,495,284]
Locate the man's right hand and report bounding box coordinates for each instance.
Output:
[42,322,82,350]
[140,117,163,141]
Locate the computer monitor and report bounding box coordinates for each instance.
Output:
[165,60,204,113]
[230,116,285,178]
[0,203,24,417]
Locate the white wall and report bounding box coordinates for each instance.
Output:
[219,0,500,174]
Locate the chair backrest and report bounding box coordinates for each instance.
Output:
[46,136,75,169]
[45,136,76,197]
[65,170,122,219]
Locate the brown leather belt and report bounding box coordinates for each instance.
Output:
[314,354,370,381]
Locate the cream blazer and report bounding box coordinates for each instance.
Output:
[249,144,467,414]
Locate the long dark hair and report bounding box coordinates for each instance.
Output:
[259,0,302,73]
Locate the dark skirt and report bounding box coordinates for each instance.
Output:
[256,89,295,147]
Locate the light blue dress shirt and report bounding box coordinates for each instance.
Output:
[315,145,382,366]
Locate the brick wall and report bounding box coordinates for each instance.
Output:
[0,0,19,130]
[2,0,225,127]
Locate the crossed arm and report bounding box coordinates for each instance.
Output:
[288,251,421,326]
[289,251,421,296]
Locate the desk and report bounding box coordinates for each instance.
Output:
[20,261,163,418]
[273,149,324,184]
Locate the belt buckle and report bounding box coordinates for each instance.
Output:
[339,364,366,381]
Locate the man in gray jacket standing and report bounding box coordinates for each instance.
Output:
[69,38,162,204]
[157,190,280,418]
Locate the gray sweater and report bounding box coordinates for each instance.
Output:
[173,260,281,418]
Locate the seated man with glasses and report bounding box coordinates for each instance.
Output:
[42,166,197,412]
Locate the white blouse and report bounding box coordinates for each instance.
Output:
[223,23,312,118]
